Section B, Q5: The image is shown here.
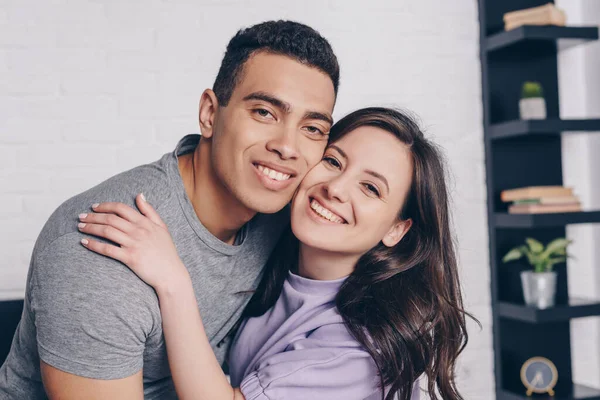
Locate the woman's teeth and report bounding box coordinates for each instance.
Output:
[257,165,291,181]
[310,200,344,224]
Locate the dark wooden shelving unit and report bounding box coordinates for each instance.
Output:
[501,384,600,400]
[495,211,600,228]
[477,1,600,399]
[498,298,600,323]
[490,118,600,140]
[486,26,599,52]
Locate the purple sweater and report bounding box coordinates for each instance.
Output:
[228,271,420,400]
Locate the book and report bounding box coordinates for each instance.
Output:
[504,14,566,31]
[504,3,560,22]
[503,3,566,31]
[501,186,573,203]
[512,195,580,206]
[508,202,582,214]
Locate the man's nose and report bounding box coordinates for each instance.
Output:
[266,127,300,160]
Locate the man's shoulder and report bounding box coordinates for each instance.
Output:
[30,230,160,317]
[35,157,174,256]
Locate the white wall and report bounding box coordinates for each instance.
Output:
[0,1,493,397]
[557,0,600,389]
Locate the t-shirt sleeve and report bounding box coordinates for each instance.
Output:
[30,233,159,380]
[238,327,382,400]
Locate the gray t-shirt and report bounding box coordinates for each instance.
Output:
[0,134,289,399]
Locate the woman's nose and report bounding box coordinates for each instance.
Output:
[323,176,349,203]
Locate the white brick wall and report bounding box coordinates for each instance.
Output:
[557,0,600,389]
[0,0,493,397]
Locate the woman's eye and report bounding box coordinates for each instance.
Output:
[364,183,380,197]
[323,156,341,169]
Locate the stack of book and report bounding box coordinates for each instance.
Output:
[501,186,581,214]
[503,3,567,31]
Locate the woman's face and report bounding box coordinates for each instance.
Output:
[291,126,414,257]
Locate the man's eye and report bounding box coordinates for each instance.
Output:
[306,126,325,135]
[254,109,273,118]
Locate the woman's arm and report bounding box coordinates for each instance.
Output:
[155,274,244,400]
[78,194,245,400]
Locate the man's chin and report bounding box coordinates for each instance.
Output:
[245,195,292,215]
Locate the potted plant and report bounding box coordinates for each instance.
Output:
[519,81,547,120]
[502,237,571,309]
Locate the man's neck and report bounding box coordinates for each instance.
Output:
[178,139,256,244]
[297,244,358,281]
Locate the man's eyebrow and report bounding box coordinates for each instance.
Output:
[242,92,291,113]
[304,111,333,126]
[329,145,390,193]
[243,92,332,125]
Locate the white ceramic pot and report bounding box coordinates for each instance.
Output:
[519,97,547,120]
[520,271,557,309]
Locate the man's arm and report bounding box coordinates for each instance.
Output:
[41,362,144,400]
[30,233,158,397]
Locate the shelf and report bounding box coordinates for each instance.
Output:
[489,119,600,140]
[495,211,600,228]
[500,384,600,400]
[486,26,599,52]
[498,298,600,323]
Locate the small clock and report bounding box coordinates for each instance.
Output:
[520,356,558,397]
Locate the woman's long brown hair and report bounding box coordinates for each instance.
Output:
[243,107,478,400]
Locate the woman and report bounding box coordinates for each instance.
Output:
[77,107,474,400]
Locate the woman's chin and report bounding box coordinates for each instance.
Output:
[292,222,337,251]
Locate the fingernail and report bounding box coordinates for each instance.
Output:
[81,239,89,245]
[78,223,86,229]
[92,203,99,209]
[140,193,146,202]
[79,213,87,219]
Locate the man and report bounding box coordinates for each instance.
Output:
[0,20,338,399]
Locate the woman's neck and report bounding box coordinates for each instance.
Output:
[297,244,358,281]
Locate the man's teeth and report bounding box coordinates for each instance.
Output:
[257,165,291,181]
[310,200,344,224]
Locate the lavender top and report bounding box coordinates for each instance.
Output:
[228,271,420,400]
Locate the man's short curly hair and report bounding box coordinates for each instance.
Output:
[213,20,340,106]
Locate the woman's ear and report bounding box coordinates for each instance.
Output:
[198,89,219,139]
[382,218,412,247]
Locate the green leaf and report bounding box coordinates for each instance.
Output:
[526,238,544,254]
[542,238,572,258]
[545,256,567,272]
[502,247,524,263]
[522,81,544,98]
[554,247,567,256]
[549,256,567,265]
[535,263,546,273]
[522,246,536,266]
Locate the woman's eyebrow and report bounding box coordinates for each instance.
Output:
[329,144,390,192]
[328,144,347,159]
[365,170,389,193]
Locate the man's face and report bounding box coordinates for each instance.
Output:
[207,52,336,214]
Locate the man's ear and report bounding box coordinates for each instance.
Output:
[382,218,413,248]
[199,89,219,139]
